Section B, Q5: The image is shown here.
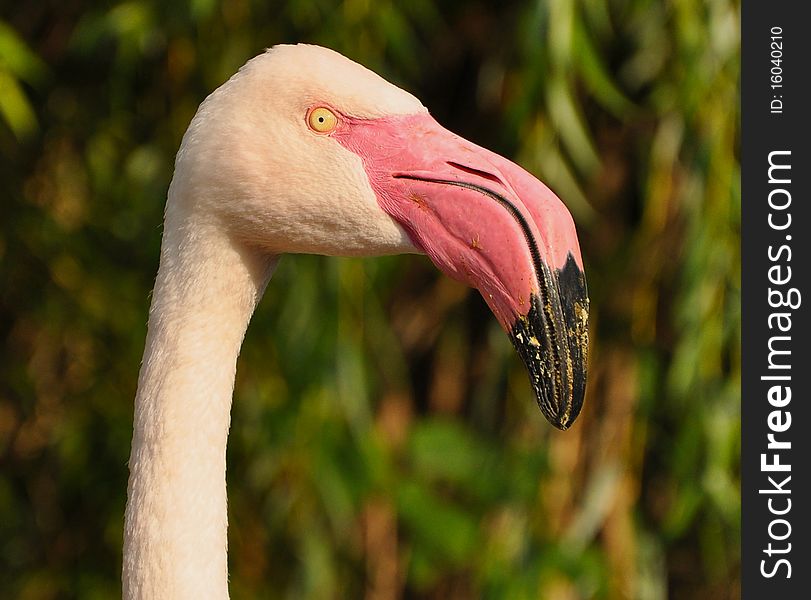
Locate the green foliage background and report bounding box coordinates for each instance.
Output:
[1,1,739,598]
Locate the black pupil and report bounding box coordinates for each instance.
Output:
[318,116,324,122]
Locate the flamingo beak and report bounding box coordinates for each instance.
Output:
[335,113,589,430]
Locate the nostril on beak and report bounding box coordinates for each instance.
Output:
[446,161,505,188]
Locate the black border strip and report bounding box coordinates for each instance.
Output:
[742,3,810,596]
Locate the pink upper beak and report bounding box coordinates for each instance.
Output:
[335,112,589,429]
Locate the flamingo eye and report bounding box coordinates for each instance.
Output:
[307,107,338,133]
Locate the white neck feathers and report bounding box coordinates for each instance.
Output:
[123,187,274,599]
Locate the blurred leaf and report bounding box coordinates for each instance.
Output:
[398,481,479,571]
[0,21,47,83]
[0,69,38,139]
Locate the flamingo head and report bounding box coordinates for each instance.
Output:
[174,44,589,430]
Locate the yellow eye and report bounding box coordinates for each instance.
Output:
[307,107,338,133]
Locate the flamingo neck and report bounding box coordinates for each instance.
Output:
[123,198,274,599]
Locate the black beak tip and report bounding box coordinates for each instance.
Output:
[519,344,587,431]
[536,377,585,431]
[509,254,589,431]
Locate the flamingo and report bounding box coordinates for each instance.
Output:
[123,44,589,599]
